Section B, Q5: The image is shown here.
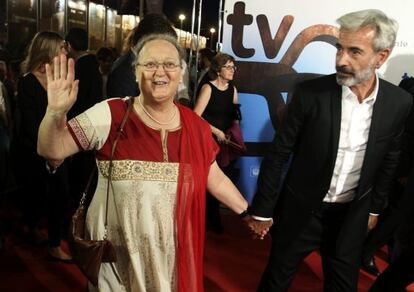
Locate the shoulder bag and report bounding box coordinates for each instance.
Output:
[68,97,134,286]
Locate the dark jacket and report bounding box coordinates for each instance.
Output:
[106,50,139,98]
[68,54,102,119]
[251,74,412,247]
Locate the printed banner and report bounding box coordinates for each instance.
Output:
[222,0,414,202]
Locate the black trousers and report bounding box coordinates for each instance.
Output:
[369,241,414,291]
[369,173,414,291]
[258,202,360,292]
[362,206,399,260]
[205,161,239,231]
[21,155,69,247]
[47,162,70,247]
[362,182,404,260]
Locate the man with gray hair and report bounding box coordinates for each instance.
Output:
[245,9,412,291]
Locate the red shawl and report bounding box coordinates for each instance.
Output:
[176,105,218,292]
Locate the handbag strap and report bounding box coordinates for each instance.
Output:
[104,96,135,238]
[79,162,97,207]
[77,97,135,239]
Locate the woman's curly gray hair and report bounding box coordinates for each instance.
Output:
[132,33,186,66]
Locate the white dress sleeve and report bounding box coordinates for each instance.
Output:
[67,99,112,151]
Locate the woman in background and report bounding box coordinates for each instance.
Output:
[17,31,71,262]
[194,53,241,232]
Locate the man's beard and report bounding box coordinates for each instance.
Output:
[336,58,376,87]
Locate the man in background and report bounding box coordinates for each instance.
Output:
[65,28,103,204]
[106,14,177,98]
[65,28,102,118]
[96,47,116,99]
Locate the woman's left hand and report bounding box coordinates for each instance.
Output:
[214,129,226,143]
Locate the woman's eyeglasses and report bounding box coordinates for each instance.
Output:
[137,61,181,72]
[221,65,237,71]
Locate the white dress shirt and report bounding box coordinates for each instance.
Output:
[323,74,379,203]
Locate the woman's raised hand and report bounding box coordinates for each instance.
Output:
[45,54,79,116]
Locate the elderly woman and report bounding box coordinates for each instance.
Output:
[37,34,249,291]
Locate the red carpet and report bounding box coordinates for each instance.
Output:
[1,213,413,291]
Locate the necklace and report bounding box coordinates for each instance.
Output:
[216,77,229,90]
[138,96,177,125]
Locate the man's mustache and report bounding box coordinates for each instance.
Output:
[336,66,354,75]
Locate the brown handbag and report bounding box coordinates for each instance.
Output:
[68,97,134,286]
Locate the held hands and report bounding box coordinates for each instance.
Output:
[243,216,273,240]
[45,54,79,116]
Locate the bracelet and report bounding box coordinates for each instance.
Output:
[238,209,249,218]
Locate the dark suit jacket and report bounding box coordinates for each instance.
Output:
[106,50,139,98]
[251,74,412,247]
[397,80,414,177]
[68,54,102,119]
[394,169,414,248]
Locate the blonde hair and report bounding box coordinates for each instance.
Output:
[21,31,64,74]
[121,29,135,55]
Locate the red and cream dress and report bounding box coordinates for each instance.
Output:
[68,97,218,292]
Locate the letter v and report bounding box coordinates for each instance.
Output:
[257,15,294,59]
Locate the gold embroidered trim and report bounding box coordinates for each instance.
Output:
[98,160,179,181]
[162,130,169,162]
[68,113,93,150]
